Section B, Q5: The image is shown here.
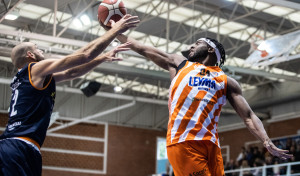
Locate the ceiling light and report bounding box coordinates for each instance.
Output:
[114,86,122,93]
[4,10,19,20]
[72,18,83,28]
[257,41,269,51]
[80,14,91,26]
[111,40,119,47]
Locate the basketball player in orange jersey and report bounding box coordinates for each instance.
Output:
[0,14,139,176]
[101,19,293,176]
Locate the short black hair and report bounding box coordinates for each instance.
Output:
[206,37,226,68]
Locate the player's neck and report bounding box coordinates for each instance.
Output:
[194,57,216,66]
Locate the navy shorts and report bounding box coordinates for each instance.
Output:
[0,138,42,176]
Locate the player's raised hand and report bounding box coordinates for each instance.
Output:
[110,14,140,34]
[99,20,111,31]
[101,42,132,62]
[263,140,293,160]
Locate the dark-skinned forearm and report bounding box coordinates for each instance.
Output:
[117,34,170,70]
[244,113,270,143]
[117,34,146,56]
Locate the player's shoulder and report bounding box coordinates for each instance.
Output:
[227,76,242,94]
[31,59,56,67]
[169,53,186,67]
[16,63,31,76]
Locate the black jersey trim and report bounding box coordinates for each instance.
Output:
[176,60,188,74]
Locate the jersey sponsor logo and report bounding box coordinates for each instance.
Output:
[192,97,215,105]
[188,76,216,90]
[11,77,21,90]
[7,121,21,131]
[51,92,56,100]
[189,168,207,176]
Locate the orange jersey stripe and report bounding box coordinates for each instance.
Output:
[186,89,225,145]
[167,84,193,144]
[171,90,207,144]
[199,91,224,141]
[170,63,194,102]
[184,93,216,140]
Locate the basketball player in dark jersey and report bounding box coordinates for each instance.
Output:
[0,14,139,176]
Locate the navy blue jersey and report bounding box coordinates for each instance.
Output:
[1,62,56,147]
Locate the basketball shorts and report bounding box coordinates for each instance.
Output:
[167,140,225,176]
[0,138,42,176]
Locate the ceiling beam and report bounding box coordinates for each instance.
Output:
[0,43,297,84]
[0,0,24,23]
[96,62,170,81]
[259,0,300,11]
[225,66,300,82]
[56,0,94,37]
[0,30,298,83]
[0,29,141,57]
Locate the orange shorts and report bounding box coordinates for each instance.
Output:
[167,140,224,176]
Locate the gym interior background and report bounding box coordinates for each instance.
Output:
[0,0,299,175]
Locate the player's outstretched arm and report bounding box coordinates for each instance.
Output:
[53,42,131,83]
[116,34,185,71]
[227,76,293,160]
[101,19,186,78]
[30,15,139,88]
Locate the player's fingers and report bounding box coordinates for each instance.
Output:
[126,15,139,20]
[126,23,138,28]
[114,48,130,53]
[279,156,287,160]
[127,19,140,25]
[122,14,132,19]
[100,22,111,31]
[275,149,290,153]
[127,18,140,23]
[126,17,140,24]
[279,153,293,158]
[112,58,123,61]
[269,147,293,159]
[126,24,139,29]
[117,42,132,48]
[110,19,116,26]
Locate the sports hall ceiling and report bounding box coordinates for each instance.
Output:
[0,0,299,130]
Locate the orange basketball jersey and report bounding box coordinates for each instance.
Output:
[167,61,227,148]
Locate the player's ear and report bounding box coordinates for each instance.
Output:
[208,47,215,54]
[26,51,35,59]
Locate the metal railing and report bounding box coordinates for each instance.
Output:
[225,161,300,176]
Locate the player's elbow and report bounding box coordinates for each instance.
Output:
[241,112,253,124]
[243,116,252,125]
[65,69,78,79]
[77,53,92,64]
[81,53,92,62]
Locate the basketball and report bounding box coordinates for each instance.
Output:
[98,0,127,27]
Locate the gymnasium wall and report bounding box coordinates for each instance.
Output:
[0,113,166,176]
[1,112,300,175]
